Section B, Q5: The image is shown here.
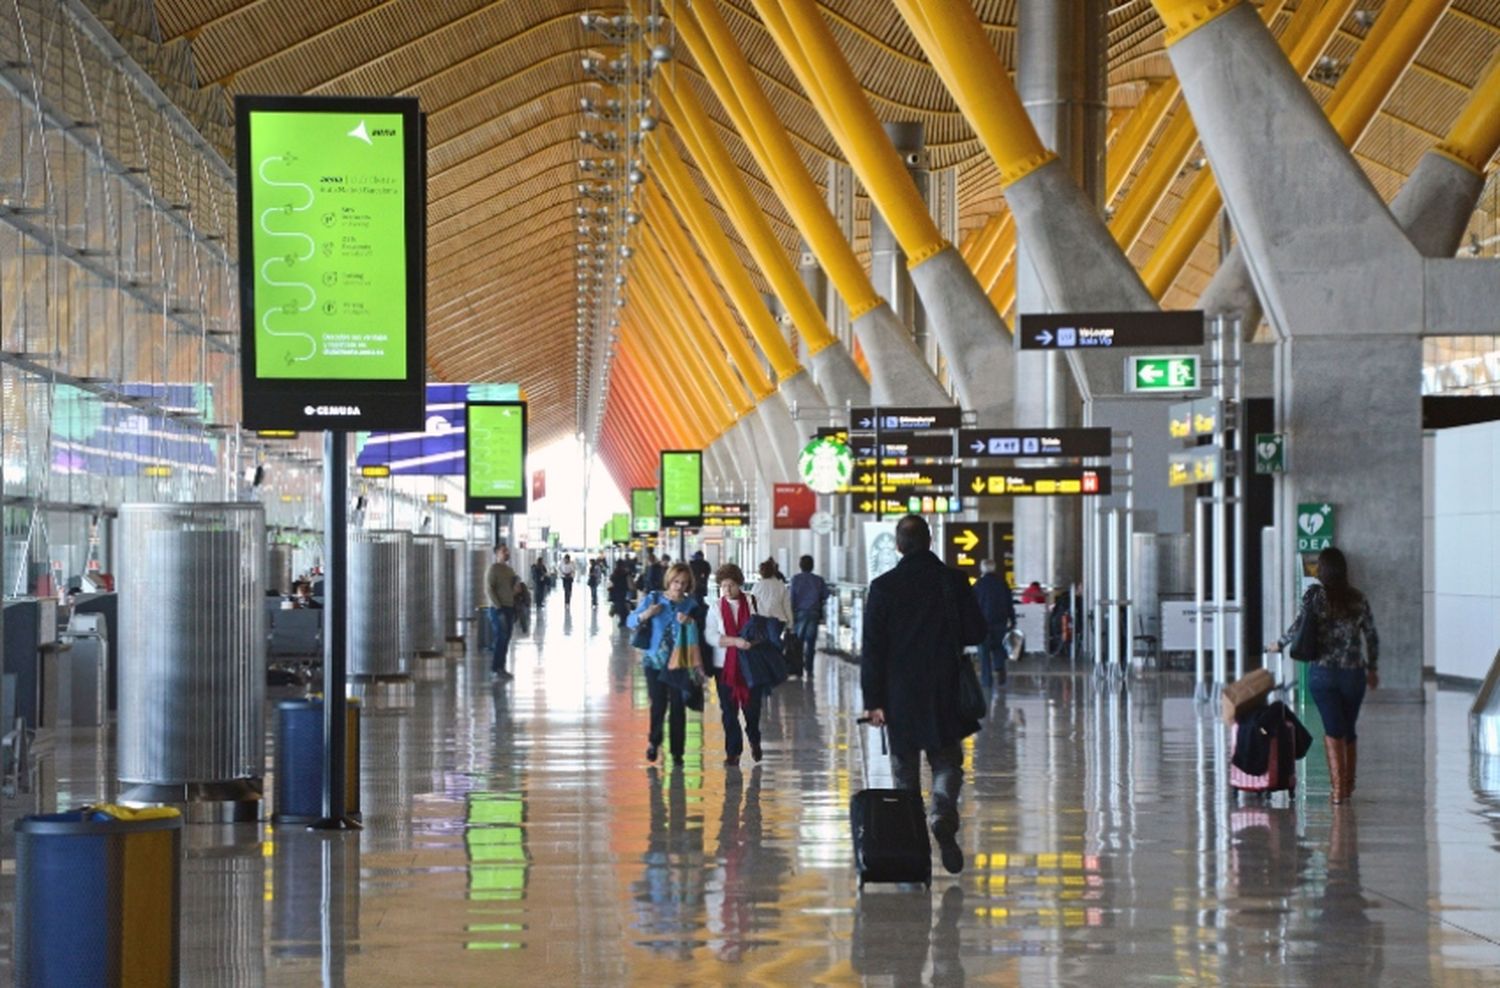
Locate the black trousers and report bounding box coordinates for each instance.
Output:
[647,669,686,757]
[563,576,574,604]
[716,678,763,757]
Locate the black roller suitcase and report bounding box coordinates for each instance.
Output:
[851,720,932,889]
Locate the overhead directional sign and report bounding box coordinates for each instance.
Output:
[1170,397,1221,438]
[1128,355,1199,393]
[703,501,750,527]
[849,406,962,432]
[851,431,954,458]
[1168,447,1222,488]
[852,467,952,490]
[1018,310,1204,351]
[959,466,1111,497]
[959,428,1112,459]
[852,496,908,515]
[944,521,1016,585]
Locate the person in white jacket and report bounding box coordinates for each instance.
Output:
[750,559,793,638]
[705,563,765,766]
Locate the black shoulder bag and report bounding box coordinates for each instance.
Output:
[1287,589,1320,662]
[630,592,656,651]
[941,571,987,721]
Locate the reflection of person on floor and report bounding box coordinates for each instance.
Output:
[631,766,705,958]
[708,765,785,963]
[1313,808,1383,982]
[851,885,966,986]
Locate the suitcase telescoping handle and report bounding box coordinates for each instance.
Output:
[854,715,889,789]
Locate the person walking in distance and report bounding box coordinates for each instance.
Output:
[560,554,577,607]
[750,559,793,638]
[705,564,765,767]
[588,556,604,607]
[789,555,830,677]
[485,544,519,681]
[972,560,1017,690]
[1268,547,1379,804]
[861,515,986,875]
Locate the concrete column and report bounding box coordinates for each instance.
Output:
[869,122,929,362]
[1012,0,1106,589]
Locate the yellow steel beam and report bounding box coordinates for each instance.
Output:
[1154,0,1246,45]
[640,183,775,401]
[893,0,1056,186]
[1106,80,1178,204]
[1433,44,1500,174]
[617,334,707,448]
[644,132,802,382]
[666,0,885,321]
[656,74,841,358]
[753,0,950,267]
[1142,0,1443,298]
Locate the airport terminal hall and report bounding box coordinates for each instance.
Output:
[7,0,1500,984]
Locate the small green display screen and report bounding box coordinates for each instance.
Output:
[248,110,409,380]
[660,451,702,527]
[610,512,631,543]
[631,489,658,534]
[465,402,527,513]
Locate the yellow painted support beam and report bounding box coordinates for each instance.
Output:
[666,0,885,320]
[636,242,752,420]
[1109,0,1295,254]
[644,132,801,382]
[893,0,1056,186]
[1432,29,1500,172]
[975,214,1015,291]
[640,184,775,402]
[1105,80,1178,204]
[1154,0,1246,45]
[656,74,840,357]
[1142,0,1442,298]
[753,0,951,267]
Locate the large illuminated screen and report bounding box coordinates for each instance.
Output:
[236,95,424,430]
[659,450,703,528]
[465,402,527,514]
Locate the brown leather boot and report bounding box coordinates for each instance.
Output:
[1344,739,1356,800]
[1324,737,1347,803]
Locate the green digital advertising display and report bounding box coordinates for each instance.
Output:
[660,450,703,528]
[631,488,659,534]
[610,513,631,544]
[464,402,527,514]
[236,95,425,430]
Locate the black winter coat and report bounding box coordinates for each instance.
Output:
[861,550,987,753]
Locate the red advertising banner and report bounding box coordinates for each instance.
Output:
[531,469,546,502]
[773,483,816,529]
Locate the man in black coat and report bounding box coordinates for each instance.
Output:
[861,515,986,875]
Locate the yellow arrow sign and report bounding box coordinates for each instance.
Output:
[954,528,980,552]
[970,477,986,494]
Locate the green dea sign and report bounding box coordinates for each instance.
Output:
[1126,355,1199,393]
[1255,433,1286,474]
[798,436,854,494]
[1296,502,1336,552]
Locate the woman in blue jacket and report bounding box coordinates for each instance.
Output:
[629,562,703,767]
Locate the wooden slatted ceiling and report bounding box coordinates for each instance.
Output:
[146,0,1500,458]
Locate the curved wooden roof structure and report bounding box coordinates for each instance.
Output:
[140,0,1500,489]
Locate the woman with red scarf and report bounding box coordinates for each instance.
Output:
[705,563,764,767]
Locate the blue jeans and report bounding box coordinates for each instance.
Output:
[488,606,514,674]
[794,609,820,672]
[977,625,1011,690]
[1309,664,1367,740]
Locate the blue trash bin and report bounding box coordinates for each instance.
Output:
[14,805,182,987]
[274,697,361,825]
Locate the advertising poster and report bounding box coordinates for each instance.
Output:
[464,401,527,514]
[864,520,900,583]
[773,483,816,529]
[659,451,703,528]
[610,513,631,544]
[532,469,547,503]
[236,95,425,430]
[631,488,659,534]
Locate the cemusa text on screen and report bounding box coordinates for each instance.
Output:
[304,404,363,416]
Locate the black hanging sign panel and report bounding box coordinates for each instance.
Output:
[959,466,1112,497]
[958,428,1113,458]
[1017,310,1204,351]
[236,95,427,431]
[848,406,962,432]
[851,432,955,458]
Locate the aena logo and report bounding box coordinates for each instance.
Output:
[304,405,362,417]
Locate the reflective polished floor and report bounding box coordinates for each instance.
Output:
[4,593,1500,985]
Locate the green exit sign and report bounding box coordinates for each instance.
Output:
[1127,355,1199,393]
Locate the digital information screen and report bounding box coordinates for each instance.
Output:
[631,488,659,534]
[610,513,631,544]
[464,402,527,514]
[236,95,425,430]
[659,450,703,528]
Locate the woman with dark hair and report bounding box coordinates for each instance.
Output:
[750,559,793,639]
[1269,547,1379,803]
[629,562,704,767]
[609,559,633,628]
[705,563,765,767]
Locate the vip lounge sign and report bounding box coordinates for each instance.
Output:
[1296,502,1336,552]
